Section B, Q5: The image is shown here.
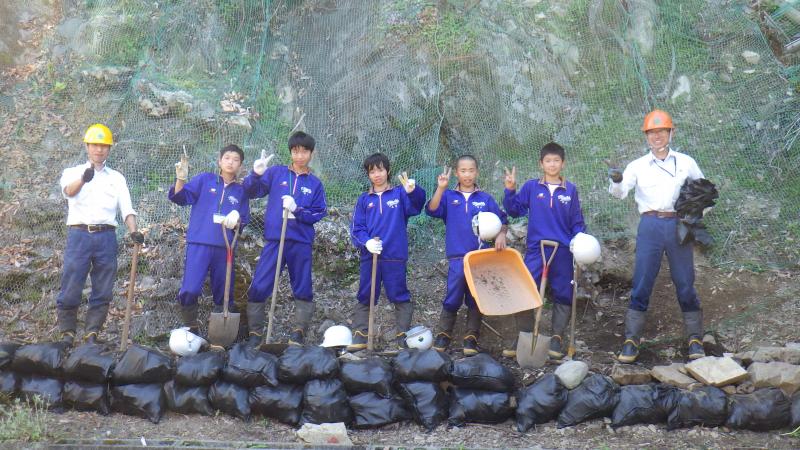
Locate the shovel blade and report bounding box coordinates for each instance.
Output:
[208,312,240,348]
[516,331,551,369]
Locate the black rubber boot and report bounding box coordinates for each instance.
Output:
[293,300,315,343]
[433,309,457,352]
[683,310,706,360]
[347,303,370,351]
[180,303,201,335]
[549,303,571,359]
[618,309,646,364]
[394,301,413,336]
[246,302,266,347]
[502,309,535,358]
[463,307,482,356]
[57,307,78,347]
[288,329,305,346]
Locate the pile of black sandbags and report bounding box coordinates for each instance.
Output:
[448,353,515,427]
[394,349,452,431]
[165,351,225,416]
[11,342,68,410]
[341,357,410,428]
[62,343,115,415]
[277,346,349,426]
[110,344,172,423]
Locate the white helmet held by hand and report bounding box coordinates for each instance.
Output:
[571,232,602,265]
[321,325,353,347]
[169,327,207,356]
[471,211,502,241]
[405,325,433,350]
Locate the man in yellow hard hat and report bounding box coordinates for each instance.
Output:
[56,124,144,346]
[607,110,706,363]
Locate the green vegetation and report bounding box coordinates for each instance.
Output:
[0,397,51,443]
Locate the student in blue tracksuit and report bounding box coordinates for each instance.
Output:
[348,153,426,351]
[243,132,328,346]
[502,142,587,359]
[426,155,508,356]
[169,144,250,337]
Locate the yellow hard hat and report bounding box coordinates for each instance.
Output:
[83,124,114,145]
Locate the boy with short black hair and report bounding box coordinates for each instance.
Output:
[502,142,587,359]
[348,152,426,351]
[244,131,328,346]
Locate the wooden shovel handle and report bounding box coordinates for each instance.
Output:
[265,209,289,344]
[367,237,380,352]
[120,243,141,352]
[221,224,239,318]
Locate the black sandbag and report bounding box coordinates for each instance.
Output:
[110,383,165,423]
[557,374,620,428]
[277,346,338,384]
[397,381,449,432]
[349,391,412,428]
[451,353,514,392]
[0,371,19,395]
[63,380,110,415]
[666,386,728,430]
[250,384,304,425]
[63,343,115,383]
[19,375,63,409]
[12,342,68,377]
[164,380,214,416]
[301,378,352,425]
[393,349,452,383]
[175,352,225,387]
[725,388,791,431]
[791,392,800,429]
[340,358,394,397]
[222,343,277,388]
[612,384,676,428]
[209,380,250,421]
[448,387,513,426]
[515,373,568,432]
[112,344,173,385]
[0,342,20,370]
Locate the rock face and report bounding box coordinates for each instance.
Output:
[747,362,800,396]
[685,356,748,387]
[554,360,589,389]
[651,363,699,389]
[296,422,352,446]
[610,364,652,385]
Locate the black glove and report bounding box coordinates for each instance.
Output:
[82,167,95,183]
[129,231,145,245]
[608,168,623,183]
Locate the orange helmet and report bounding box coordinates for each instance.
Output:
[641,109,674,132]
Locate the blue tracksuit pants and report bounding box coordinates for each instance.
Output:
[630,215,700,312]
[177,243,234,307]
[524,243,574,306]
[357,257,410,305]
[442,257,477,313]
[57,228,118,310]
[248,240,313,303]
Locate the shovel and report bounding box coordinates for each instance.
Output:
[567,259,580,358]
[367,237,380,352]
[120,242,141,352]
[263,209,289,352]
[208,223,241,348]
[516,239,559,369]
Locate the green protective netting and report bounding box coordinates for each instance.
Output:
[1,0,798,338]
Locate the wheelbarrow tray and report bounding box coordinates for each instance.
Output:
[463,248,542,316]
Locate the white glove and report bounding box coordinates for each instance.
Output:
[175,149,189,181]
[282,195,297,212]
[365,238,383,255]
[253,149,275,176]
[222,210,240,229]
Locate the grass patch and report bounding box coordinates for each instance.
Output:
[0,397,51,443]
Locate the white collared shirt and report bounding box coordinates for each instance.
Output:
[59,162,137,227]
[609,148,704,214]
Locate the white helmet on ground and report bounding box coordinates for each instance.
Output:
[321,325,353,347]
[169,327,207,356]
[571,232,602,265]
[405,325,433,350]
[471,211,502,241]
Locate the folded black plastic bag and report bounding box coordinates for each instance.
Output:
[12,342,68,377]
[666,386,728,430]
[19,375,63,410]
[277,346,338,384]
[223,343,278,388]
[451,353,515,392]
[112,344,173,385]
[791,392,800,429]
[209,380,251,421]
[175,352,225,387]
[394,349,452,383]
[674,178,718,246]
[301,378,353,425]
[63,380,110,415]
[63,343,115,384]
[515,373,568,431]
[0,342,20,370]
[612,384,677,428]
[349,391,412,428]
[726,387,791,431]
[398,381,449,432]
[111,383,165,423]
[448,387,513,426]
[557,374,620,428]
[163,380,214,416]
[250,383,304,425]
[340,357,394,397]
[0,371,19,395]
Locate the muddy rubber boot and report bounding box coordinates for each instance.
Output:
[57,307,78,347]
[292,300,315,345]
[463,307,482,356]
[502,309,535,358]
[246,302,266,347]
[618,309,646,364]
[83,303,110,344]
[433,309,457,352]
[394,301,413,336]
[180,303,201,335]
[347,303,370,351]
[683,310,706,360]
[549,303,571,359]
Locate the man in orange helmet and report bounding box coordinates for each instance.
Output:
[56,124,144,346]
[607,109,706,363]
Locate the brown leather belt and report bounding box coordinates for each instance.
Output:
[70,224,116,232]
[641,211,677,218]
